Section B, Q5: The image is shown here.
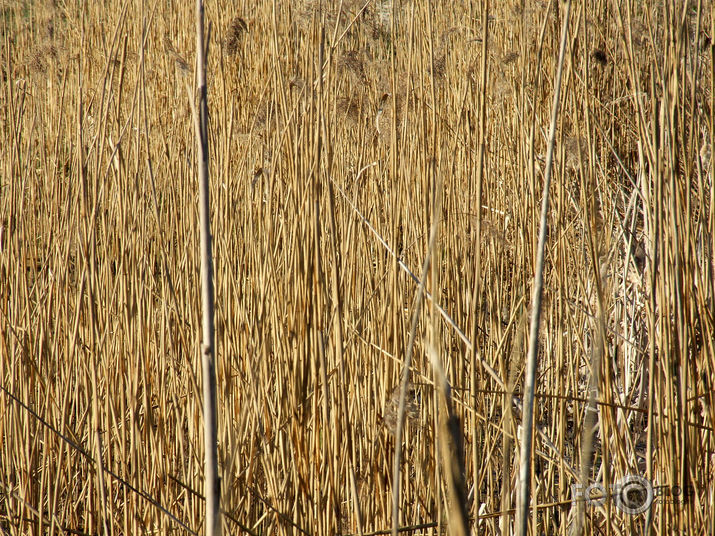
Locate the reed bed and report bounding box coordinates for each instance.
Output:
[1,0,713,534]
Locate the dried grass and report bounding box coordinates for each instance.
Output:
[1,0,714,535]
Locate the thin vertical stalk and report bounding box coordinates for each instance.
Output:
[515,2,571,535]
[469,1,489,528]
[194,1,220,535]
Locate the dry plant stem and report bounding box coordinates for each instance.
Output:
[428,345,469,536]
[503,310,527,536]
[194,1,220,534]
[571,10,610,531]
[90,343,110,535]
[391,211,440,536]
[425,4,442,533]
[75,16,109,533]
[570,305,606,536]
[515,2,571,535]
[470,0,489,526]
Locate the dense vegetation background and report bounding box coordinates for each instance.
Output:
[1,0,713,534]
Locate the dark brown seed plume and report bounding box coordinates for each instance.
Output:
[225,17,248,56]
[591,48,608,65]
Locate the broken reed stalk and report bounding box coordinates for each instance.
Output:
[502,308,527,536]
[427,342,469,536]
[570,285,607,536]
[193,0,220,534]
[515,2,571,535]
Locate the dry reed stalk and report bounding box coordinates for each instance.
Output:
[516,2,571,535]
